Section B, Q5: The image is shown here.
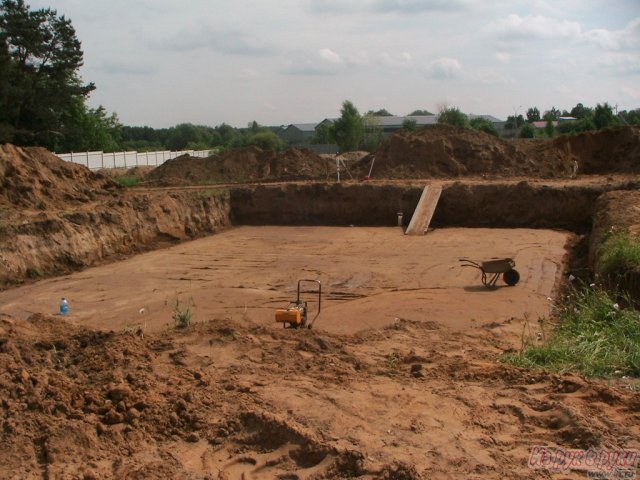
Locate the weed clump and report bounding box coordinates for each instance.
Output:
[173,297,194,328]
[504,287,640,377]
[113,175,141,187]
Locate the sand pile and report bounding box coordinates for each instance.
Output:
[0,313,425,479]
[353,125,640,179]
[0,144,119,212]
[146,146,333,185]
[356,124,568,178]
[2,312,638,479]
[546,125,640,174]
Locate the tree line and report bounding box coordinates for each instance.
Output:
[1,0,639,154]
[504,103,640,138]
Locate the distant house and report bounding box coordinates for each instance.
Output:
[531,117,576,129]
[276,119,339,153]
[468,114,506,131]
[366,115,437,134]
[278,123,318,145]
[276,113,506,149]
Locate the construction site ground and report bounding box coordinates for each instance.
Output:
[2,226,639,479]
[1,128,639,479]
[0,226,569,335]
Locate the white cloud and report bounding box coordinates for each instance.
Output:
[371,0,473,13]
[487,14,640,53]
[583,18,640,51]
[487,14,581,41]
[283,48,347,75]
[495,52,511,64]
[425,57,462,79]
[308,0,475,14]
[319,48,343,64]
[98,60,158,76]
[377,51,413,68]
[157,26,274,56]
[592,52,640,76]
[473,68,515,85]
[283,47,416,75]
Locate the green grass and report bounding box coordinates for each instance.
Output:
[194,187,229,199]
[597,231,640,279]
[113,175,141,187]
[172,297,194,328]
[503,287,640,377]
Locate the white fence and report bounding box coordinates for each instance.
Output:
[55,149,212,170]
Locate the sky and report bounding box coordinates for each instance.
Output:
[28,0,640,128]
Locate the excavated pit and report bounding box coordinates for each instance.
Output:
[4,177,638,338]
[229,180,639,233]
[2,139,640,479]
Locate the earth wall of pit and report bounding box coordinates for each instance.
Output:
[0,190,231,289]
[230,181,637,233]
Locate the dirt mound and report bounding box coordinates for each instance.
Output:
[354,125,640,179]
[146,146,333,185]
[0,144,120,213]
[357,124,568,178]
[97,165,155,179]
[1,313,638,479]
[547,125,640,174]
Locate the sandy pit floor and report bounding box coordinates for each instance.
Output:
[2,227,640,480]
[0,226,570,336]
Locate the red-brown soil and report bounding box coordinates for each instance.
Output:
[353,125,640,180]
[0,145,231,289]
[0,136,639,479]
[145,146,334,186]
[2,226,639,478]
[0,144,120,216]
[1,310,638,479]
[139,125,640,185]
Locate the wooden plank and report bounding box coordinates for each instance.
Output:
[405,184,442,235]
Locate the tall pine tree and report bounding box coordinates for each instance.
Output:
[0,0,94,149]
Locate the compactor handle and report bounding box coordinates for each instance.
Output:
[297,279,322,327]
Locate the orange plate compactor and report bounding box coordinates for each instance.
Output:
[275,279,321,329]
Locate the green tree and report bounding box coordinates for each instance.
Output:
[543,107,561,121]
[120,125,169,151]
[593,103,619,129]
[0,0,95,148]
[618,108,640,126]
[361,114,384,152]
[58,102,121,152]
[215,123,239,147]
[526,107,540,122]
[556,117,596,135]
[408,109,434,116]
[311,122,334,144]
[544,119,556,138]
[332,100,364,151]
[519,123,535,138]
[469,117,499,136]
[569,103,592,119]
[505,114,525,130]
[167,123,218,151]
[365,108,393,117]
[246,130,284,151]
[437,106,468,127]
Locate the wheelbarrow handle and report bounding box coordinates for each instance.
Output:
[459,258,481,269]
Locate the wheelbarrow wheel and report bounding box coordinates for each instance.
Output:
[503,269,520,286]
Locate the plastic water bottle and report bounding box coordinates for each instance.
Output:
[59,297,69,316]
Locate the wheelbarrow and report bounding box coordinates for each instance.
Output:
[459,258,520,288]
